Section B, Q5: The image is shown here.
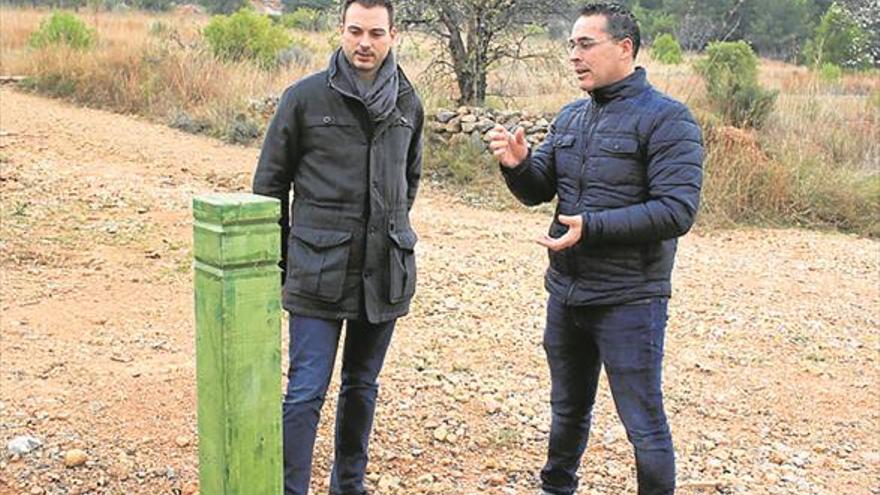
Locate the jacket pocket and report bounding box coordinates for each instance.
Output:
[595,136,643,186]
[553,134,578,166]
[553,134,576,149]
[302,114,364,146]
[598,136,639,155]
[289,226,352,303]
[388,229,417,304]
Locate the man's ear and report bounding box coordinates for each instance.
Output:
[390,26,399,44]
[620,37,635,60]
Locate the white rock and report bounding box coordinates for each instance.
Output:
[7,436,41,456]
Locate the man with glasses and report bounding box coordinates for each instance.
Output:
[488,3,702,495]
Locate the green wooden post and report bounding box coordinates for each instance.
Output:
[193,193,282,495]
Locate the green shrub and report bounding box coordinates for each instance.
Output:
[802,2,870,69]
[652,33,683,64]
[280,7,326,31]
[725,84,778,129]
[28,12,95,50]
[204,9,292,68]
[695,41,778,129]
[817,62,843,83]
[695,41,758,90]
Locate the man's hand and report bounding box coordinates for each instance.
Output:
[487,125,529,168]
[537,214,583,251]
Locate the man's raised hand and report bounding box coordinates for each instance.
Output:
[487,125,529,168]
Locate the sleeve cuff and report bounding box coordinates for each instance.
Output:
[580,212,592,245]
[499,152,532,177]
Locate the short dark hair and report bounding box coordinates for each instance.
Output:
[579,2,640,59]
[341,0,395,28]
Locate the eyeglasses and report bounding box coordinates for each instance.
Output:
[567,37,615,53]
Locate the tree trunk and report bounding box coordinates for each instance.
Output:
[456,70,476,106]
[474,59,487,105]
[441,8,480,106]
[452,8,489,107]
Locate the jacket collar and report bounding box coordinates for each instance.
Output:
[588,66,649,104]
[325,52,415,140]
[326,51,414,100]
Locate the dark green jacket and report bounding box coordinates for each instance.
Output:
[253,64,424,323]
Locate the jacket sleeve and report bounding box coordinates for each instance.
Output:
[499,123,558,206]
[406,100,424,212]
[252,87,300,278]
[581,104,703,245]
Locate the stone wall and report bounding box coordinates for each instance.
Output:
[248,97,557,150]
[427,106,556,149]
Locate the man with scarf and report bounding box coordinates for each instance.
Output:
[252,1,423,493]
[488,3,702,495]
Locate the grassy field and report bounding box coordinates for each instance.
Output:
[1,6,877,235]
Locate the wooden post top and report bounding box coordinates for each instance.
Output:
[193,193,280,225]
[192,193,280,271]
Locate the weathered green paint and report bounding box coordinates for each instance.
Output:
[193,193,282,495]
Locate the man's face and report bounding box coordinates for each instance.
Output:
[340,3,396,80]
[568,15,633,92]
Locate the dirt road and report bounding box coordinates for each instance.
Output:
[1,88,878,495]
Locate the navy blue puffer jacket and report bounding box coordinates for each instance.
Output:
[502,67,703,305]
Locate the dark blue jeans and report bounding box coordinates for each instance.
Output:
[540,296,675,495]
[283,314,395,495]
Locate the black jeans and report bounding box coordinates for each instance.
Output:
[540,296,675,495]
[282,314,395,495]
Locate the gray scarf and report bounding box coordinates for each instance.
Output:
[330,48,399,123]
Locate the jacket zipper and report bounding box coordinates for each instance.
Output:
[564,101,605,306]
[578,102,605,186]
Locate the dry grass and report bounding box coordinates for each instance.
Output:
[652,51,877,234]
[700,125,796,225]
[1,7,326,137]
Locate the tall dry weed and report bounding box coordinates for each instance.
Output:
[701,126,795,225]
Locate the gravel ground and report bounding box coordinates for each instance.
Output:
[1,88,878,495]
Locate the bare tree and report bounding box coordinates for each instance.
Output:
[398,0,574,106]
